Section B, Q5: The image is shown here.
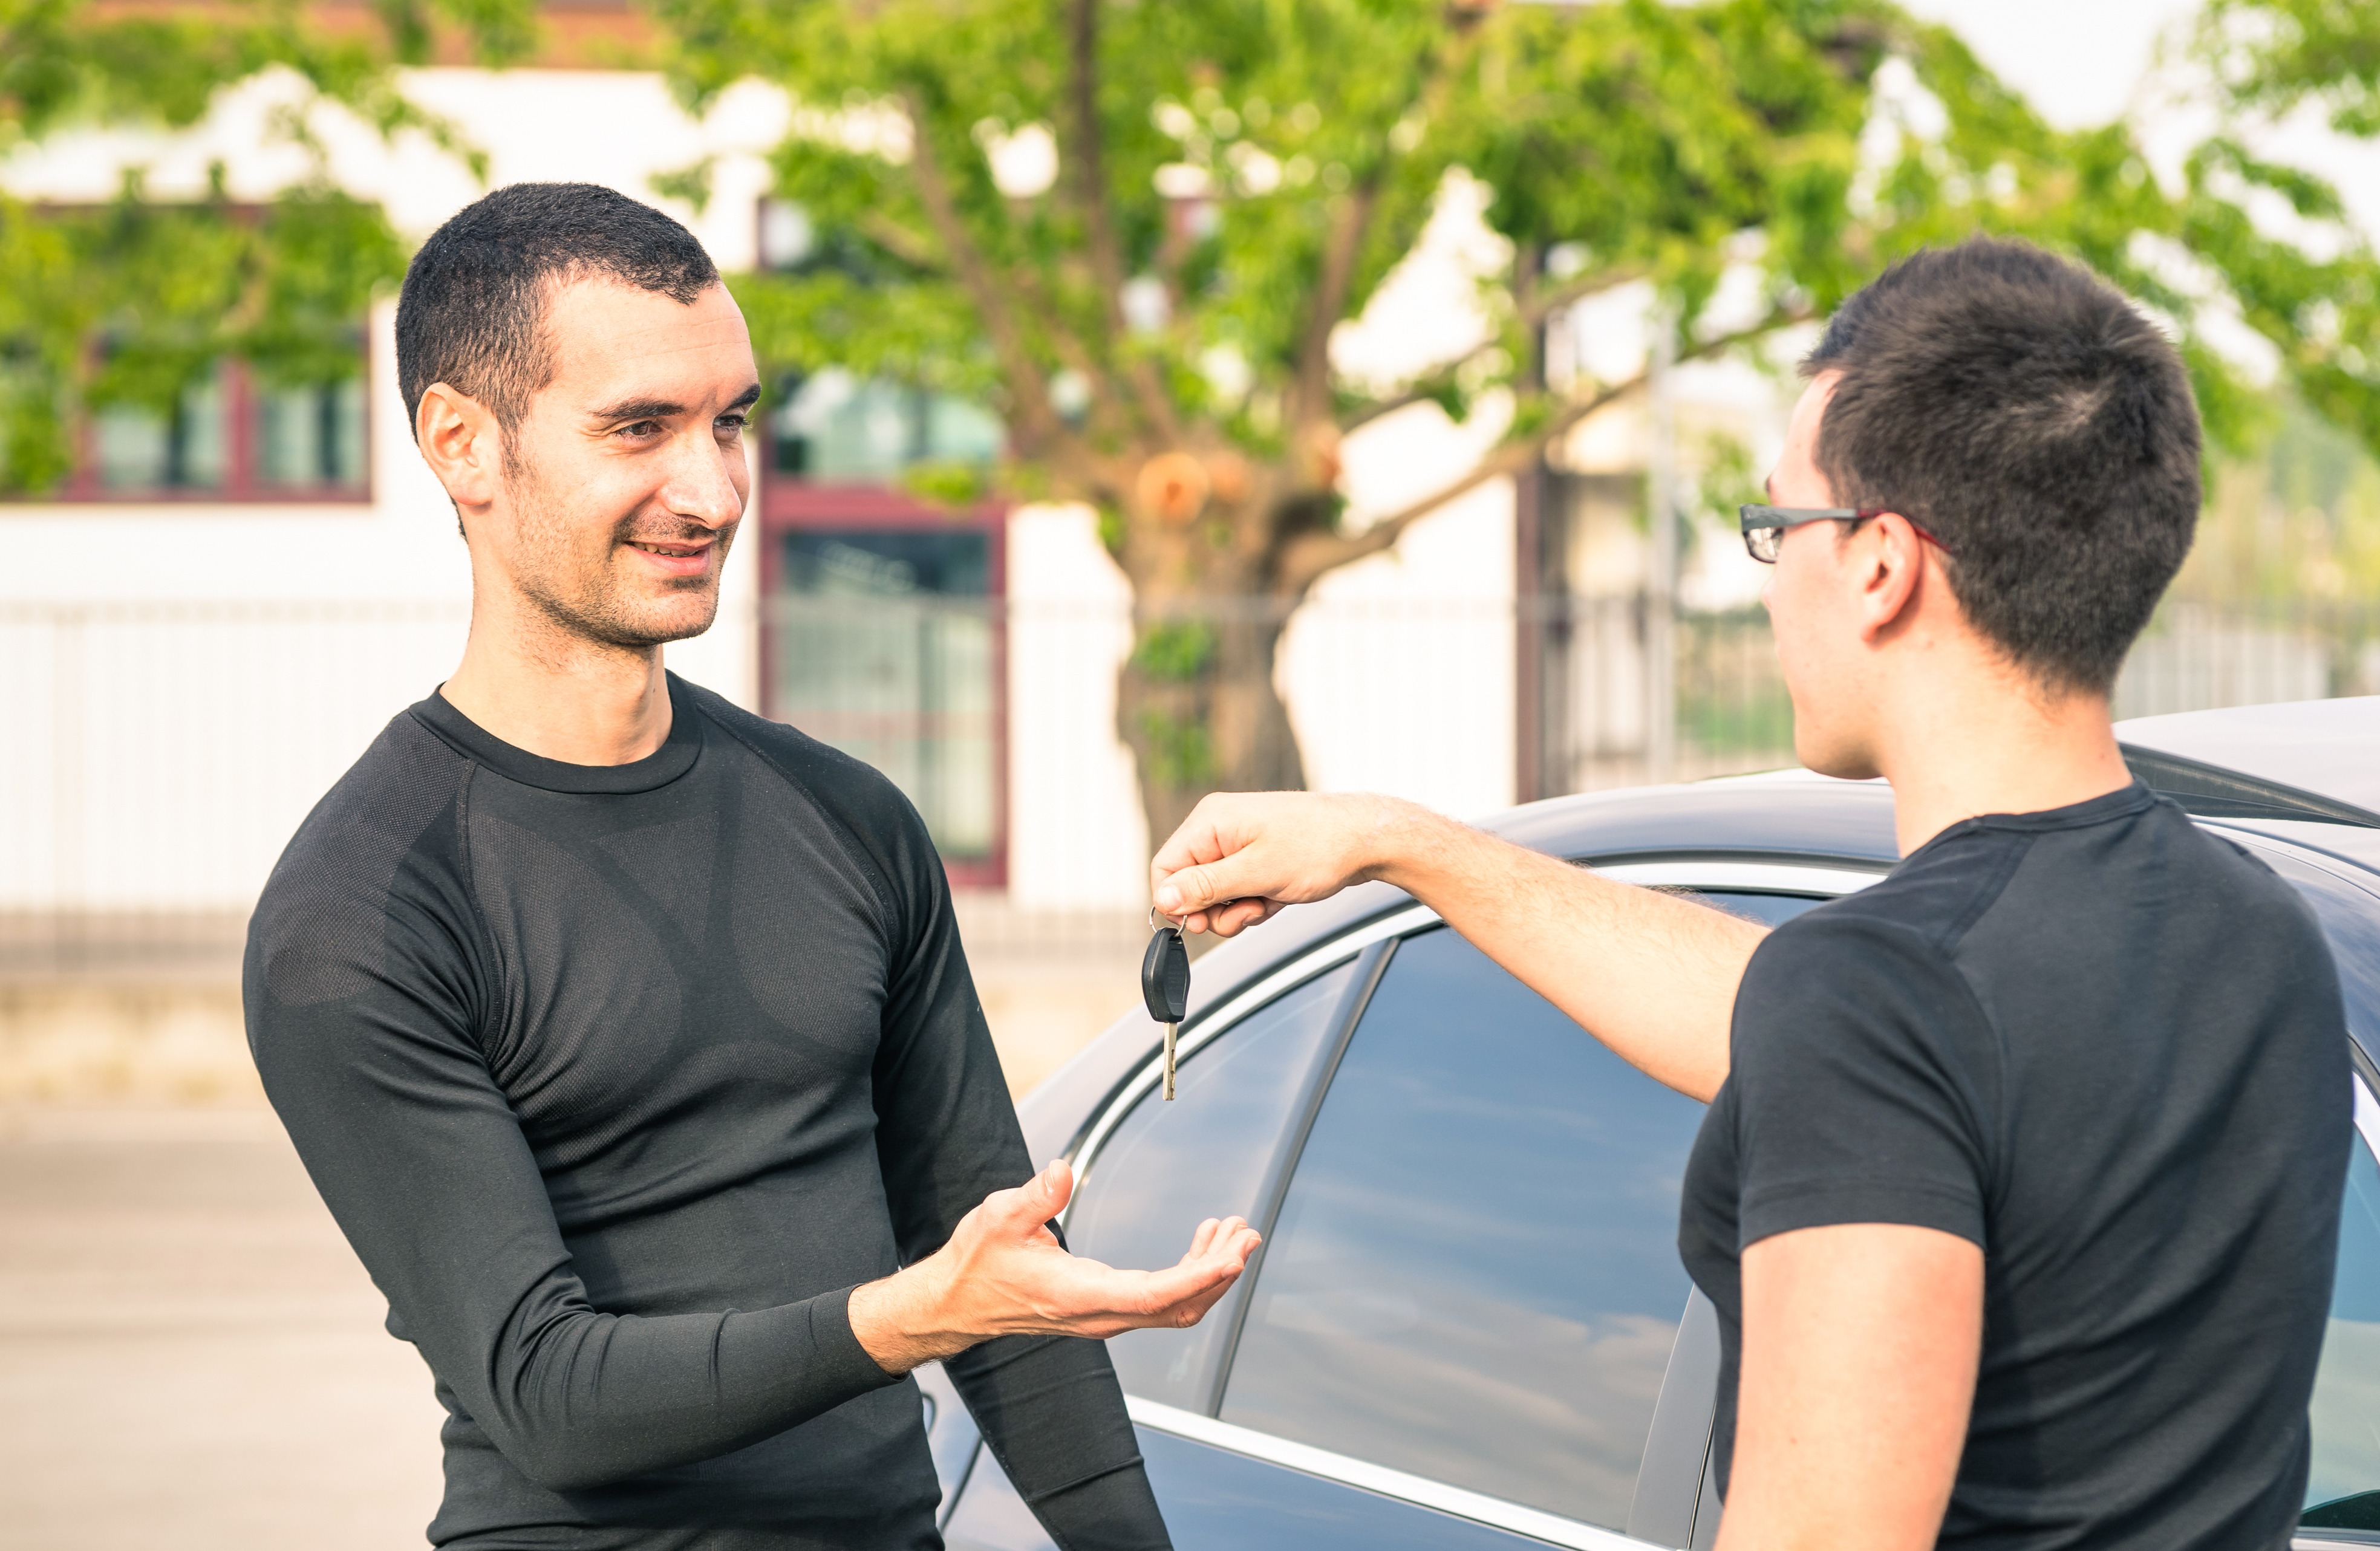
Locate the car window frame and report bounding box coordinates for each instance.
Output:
[1054,858,1882,1551]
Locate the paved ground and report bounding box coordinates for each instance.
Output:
[0,1105,448,1550]
[0,938,1148,1549]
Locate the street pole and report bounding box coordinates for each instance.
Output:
[1646,306,1678,786]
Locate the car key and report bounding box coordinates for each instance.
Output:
[1141,916,1192,1099]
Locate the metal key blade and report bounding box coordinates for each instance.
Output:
[1142,922,1192,1102]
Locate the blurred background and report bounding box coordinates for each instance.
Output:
[4,0,2378,1544]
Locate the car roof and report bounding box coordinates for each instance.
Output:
[1017,778,1904,1159]
[1174,777,1902,1032]
[1022,730,2380,1159]
[2117,697,2380,826]
[1169,699,2380,1028]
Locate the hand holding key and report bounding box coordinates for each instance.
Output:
[1143,915,1192,1099]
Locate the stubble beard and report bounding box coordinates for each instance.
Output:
[504,451,726,653]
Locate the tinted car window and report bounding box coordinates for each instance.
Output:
[2243,841,2380,1534]
[1064,961,1357,1410]
[2102,837,2380,1536]
[1219,915,1760,1530]
[2306,1130,2380,1531]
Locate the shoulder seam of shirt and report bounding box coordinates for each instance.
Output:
[684,692,904,941]
[1752,908,2010,1199]
[1935,829,2037,957]
[450,758,507,1055]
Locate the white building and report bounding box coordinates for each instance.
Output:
[0,51,1790,991]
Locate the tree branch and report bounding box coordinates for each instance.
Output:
[901,88,1071,457]
[1286,14,1500,437]
[857,212,942,271]
[1279,304,1808,594]
[1335,262,1651,434]
[1522,260,1652,326]
[1289,167,1388,435]
[1060,0,1181,445]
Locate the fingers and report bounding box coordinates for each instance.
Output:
[1151,792,1387,934]
[1182,1215,1253,1265]
[1150,795,1276,919]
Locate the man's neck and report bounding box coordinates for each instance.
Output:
[440,605,673,767]
[1874,666,2134,857]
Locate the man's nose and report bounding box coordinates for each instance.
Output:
[664,428,748,527]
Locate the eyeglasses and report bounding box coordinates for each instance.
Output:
[1736,504,1955,564]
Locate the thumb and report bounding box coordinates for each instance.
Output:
[1155,856,1248,916]
[1016,1159,1073,1225]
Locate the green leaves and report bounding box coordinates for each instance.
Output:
[0,186,406,492]
[2200,0,2380,137]
[0,0,526,491]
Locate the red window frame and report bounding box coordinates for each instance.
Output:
[758,475,1011,891]
[42,350,374,506]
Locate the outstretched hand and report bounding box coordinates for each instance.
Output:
[848,1160,1262,1374]
[1152,790,1425,937]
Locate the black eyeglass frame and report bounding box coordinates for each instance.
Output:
[1737,504,1954,564]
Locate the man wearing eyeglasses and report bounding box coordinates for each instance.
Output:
[1146,236,2349,1551]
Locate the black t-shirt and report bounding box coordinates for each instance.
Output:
[1679,784,2352,1550]
[245,674,1162,1550]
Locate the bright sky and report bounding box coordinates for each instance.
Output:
[1906,0,2380,238]
[1902,0,2203,129]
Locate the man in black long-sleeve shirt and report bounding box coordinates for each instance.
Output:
[244,183,1255,1549]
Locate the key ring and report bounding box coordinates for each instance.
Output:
[1150,906,1181,934]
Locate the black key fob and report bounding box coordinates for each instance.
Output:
[1142,926,1191,1024]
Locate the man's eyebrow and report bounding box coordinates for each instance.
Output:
[1762,475,1774,502]
[587,383,763,422]
[587,396,686,423]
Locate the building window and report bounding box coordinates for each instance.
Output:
[761,501,1006,886]
[48,350,369,504]
[772,527,999,867]
[771,368,1006,484]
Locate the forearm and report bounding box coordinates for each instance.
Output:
[483,1287,900,1491]
[252,992,901,1495]
[848,1251,974,1374]
[1366,800,1763,1101]
[948,1333,1170,1550]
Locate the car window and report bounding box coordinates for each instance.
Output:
[2305,1122,2380,1534]
[1218,914,1757,1532]
[1064,960,1358,1410]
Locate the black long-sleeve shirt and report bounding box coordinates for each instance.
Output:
[245,673,1163,1549]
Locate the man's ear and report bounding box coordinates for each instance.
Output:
[1853,512,1929,645]
[415,383,502,512]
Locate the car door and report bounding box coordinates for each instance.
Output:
[2203,832,2380,1549]
[939,864,1864,1551]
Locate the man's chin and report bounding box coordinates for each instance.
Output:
[622,599,722,648]
[1792,729,1880,784]
[527,582,723,651]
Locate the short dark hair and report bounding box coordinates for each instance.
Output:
[1802,236,2201,695]
[396,182,720,441]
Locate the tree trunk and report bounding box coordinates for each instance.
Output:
[1116,599,1308,860]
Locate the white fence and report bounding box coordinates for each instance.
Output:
[5,595,2373,979]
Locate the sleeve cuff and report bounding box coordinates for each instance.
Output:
[1738,1177,1985,1251]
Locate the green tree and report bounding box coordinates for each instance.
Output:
[656,0,2380,848]
[0,0,534,491]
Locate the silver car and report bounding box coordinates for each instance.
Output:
[919,697,2380,1551]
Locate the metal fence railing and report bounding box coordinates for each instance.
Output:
[5,594,2375,983]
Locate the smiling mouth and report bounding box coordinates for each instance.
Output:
[628,539,708,559]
